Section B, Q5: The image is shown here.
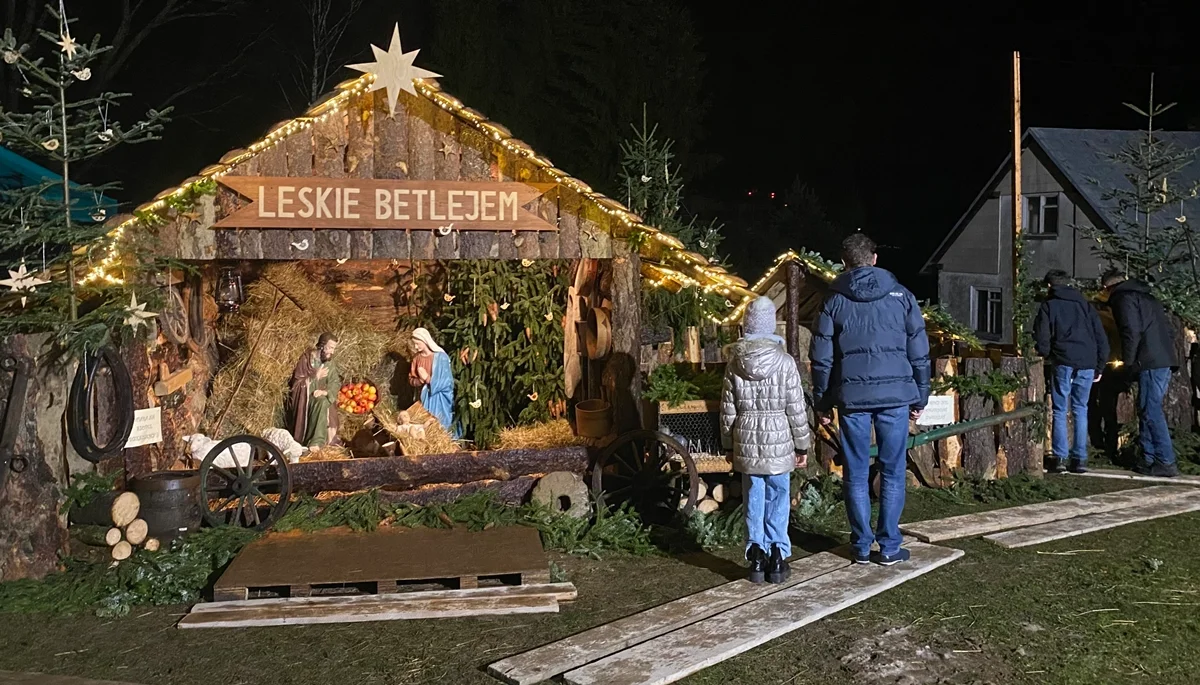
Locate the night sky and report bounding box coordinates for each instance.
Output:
[65,1,1200,298]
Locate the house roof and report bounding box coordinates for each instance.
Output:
[79,74,757,307]
[922,127,1200,274]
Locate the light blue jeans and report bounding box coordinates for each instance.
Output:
[1050,366,1094,462]
[839,406,909,558]
[1138,368,1176,467]
[743,472,791,558]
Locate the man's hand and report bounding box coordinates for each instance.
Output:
[795,450,808,469]
[313,390,327,398]
[910,408,924,421]
[316,366,329,380]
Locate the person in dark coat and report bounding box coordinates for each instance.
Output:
[1033,270,1109,474]
[1102,269,1180,477]
[811,233,930,566]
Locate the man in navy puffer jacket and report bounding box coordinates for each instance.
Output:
[811,233,930,566]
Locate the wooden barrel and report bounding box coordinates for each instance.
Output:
[131,470,202,540]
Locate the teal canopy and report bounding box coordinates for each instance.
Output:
[0,145,118,223]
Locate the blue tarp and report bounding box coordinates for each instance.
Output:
[0,145,119,223]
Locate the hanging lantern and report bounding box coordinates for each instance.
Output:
[215,267,244,313]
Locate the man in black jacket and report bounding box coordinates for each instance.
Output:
[1034,270,1108,473]
[1102,269,1180,477]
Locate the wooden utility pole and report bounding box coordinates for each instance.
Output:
[1011,51,1023,350]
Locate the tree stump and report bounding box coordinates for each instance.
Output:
[1024,358,1047,476]
[960,357,997,479]
[933,357,962,484]
[998,356,1031,477]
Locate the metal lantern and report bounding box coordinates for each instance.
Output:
[215,267,244,313]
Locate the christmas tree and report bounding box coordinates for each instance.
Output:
[0,2,169,357]
[1080,79,1200,327]
[616,108,727,344]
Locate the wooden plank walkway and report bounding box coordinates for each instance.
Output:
[212,525,550,601]
[899,485,1194,542]
[0,673,145,685]
[984,489,1200,548]
[1069,468,1200,487]
[487,553,848,684]
[562,542,963,685]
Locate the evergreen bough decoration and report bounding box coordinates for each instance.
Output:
[0,4,170,358]
[407,260,569,448]
[1078,80,1200,328]
[618,107,729,343]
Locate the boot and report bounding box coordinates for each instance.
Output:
[746,544,767,584]
[766,545,790,584]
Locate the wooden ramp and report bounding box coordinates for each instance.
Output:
[211,525,550,601]
[1069,468,1200,487]
[487,552,849,684]
[179,583,576,629]
[899,485,1194,542]
[984,489,1200,548]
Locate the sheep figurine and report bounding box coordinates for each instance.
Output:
[261,427,308,464]
[182,433,251,469]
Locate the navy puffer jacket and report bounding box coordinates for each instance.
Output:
[810,266,931,412]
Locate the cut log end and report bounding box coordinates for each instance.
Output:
[125,519,149,546]
[105,527,123,546]
[111,491,141,528]
[143,537,161,552]
[112,540,133,561]
[696,498,720,514]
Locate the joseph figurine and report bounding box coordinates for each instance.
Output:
[290,333,341,448]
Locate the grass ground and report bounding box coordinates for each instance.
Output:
[2,475,1197,685]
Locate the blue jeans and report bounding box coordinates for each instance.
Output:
[839,406,909,558]
[1050,366,1094,462]
[1137,368,1176,467]
[743,473,791,558]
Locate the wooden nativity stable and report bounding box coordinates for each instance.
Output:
[47,61,759,524]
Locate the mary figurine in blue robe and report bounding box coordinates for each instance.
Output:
[409,327,457,437]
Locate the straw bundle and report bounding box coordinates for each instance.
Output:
[496,420,586,450]
[374,402,459,456]
[203,263,409,438]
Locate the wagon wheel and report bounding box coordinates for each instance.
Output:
[160,285,189,345]
[591,429,700,522]
[199,436,291,530]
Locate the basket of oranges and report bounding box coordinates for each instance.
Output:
[337,381,378,416]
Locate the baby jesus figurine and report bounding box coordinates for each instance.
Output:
[393,410,436,441]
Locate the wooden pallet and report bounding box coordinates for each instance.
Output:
[211,525,551,602]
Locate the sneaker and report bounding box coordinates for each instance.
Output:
[873,548,911,566]
[746,544,768,584]
[851,551,872,565]
[1067,459,1088,474]
[766,545,790,584]
[1047,458,1064,474]
[1150,463,1180,478]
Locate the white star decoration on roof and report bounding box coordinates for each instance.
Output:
[0,261,49,307]
[124,292,157,333]
[348,23,441,118]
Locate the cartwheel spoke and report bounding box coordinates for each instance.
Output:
[253,478,281,488]
[212,465,237,483]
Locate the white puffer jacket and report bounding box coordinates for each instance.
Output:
[720,337,812,475]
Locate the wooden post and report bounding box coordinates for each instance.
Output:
[785,259,802,358]
[1011,51,1023,347]
[1025,358,1046,475]
[934,357,962,484]
[998,356,1030,477]
[961,357,997,479]
[605,242,643,434]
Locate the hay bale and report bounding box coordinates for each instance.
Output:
[496,420,586,450]
[203,263,408,438]
[374,402,459,456]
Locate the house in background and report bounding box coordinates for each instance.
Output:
[922,127,1200,345]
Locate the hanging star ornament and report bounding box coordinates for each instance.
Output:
[0,261,49,307]
[56,31,78,60]
[124,293,158,333]
[348,24,441,117]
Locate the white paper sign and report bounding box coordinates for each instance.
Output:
[916,395,956,426]
[125,407,163,448]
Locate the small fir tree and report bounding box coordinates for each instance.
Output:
[0,3,169,357]
[617,107,728,343]
[1080,78,1200,327]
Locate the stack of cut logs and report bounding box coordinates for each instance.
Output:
[683,479,741,514]
[103,492,160,563]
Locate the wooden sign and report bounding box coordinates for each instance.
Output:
[213,177,557,231]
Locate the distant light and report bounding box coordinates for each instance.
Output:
[747,190,753,196]
[770,192,776,199]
